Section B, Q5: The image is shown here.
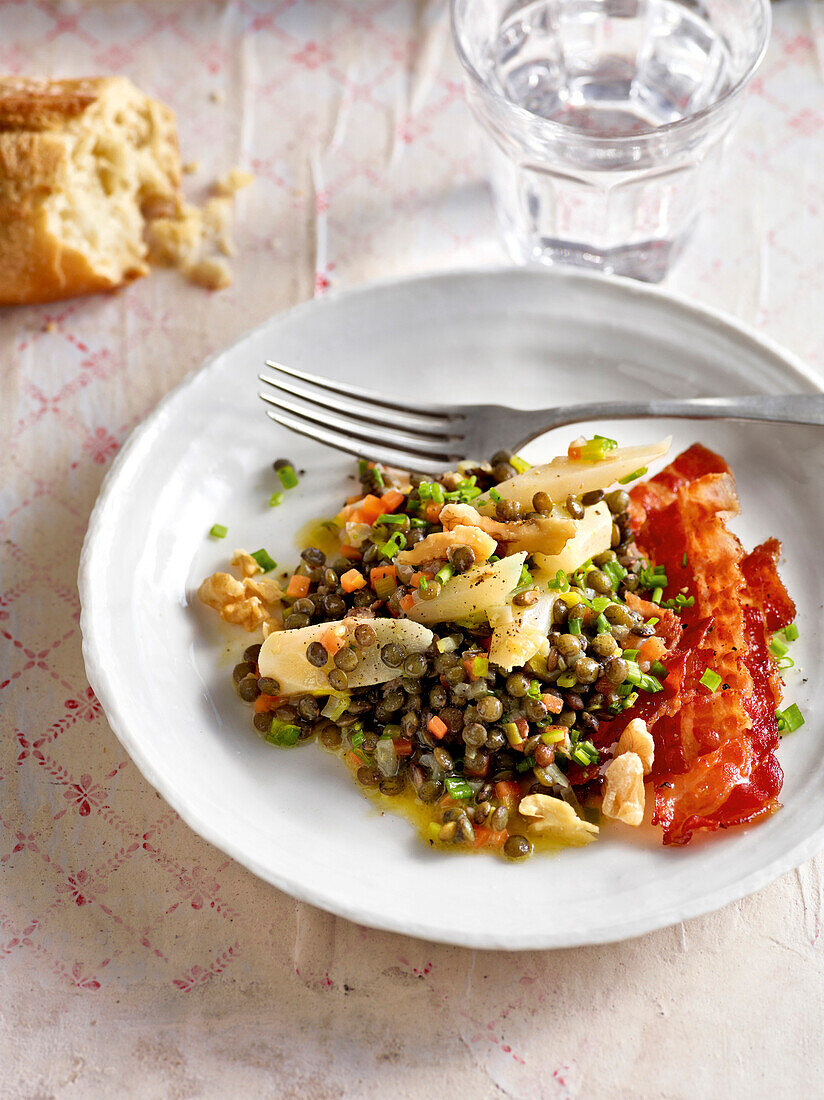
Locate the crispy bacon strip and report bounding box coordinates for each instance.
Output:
[627,444,790,845]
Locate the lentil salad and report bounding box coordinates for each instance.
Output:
[199,436,799,858]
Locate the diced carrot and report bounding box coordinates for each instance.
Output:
[253,694,281,713]
[340,544,362,560]
[393,738,414,757]
[380,489,405,512]
[321,626,345,655]
[637,635,667,669]
[370,564,396,587]
[471,827,508,850]
[410,570,433,588]
[513,716,529,739]
[286,574,311,598]
[345,752,362,770]
[425,502,442,524]
[348,509,366,525]
[428,715,448,740]
[361,494,384,523]
[541,692,564,714]
[400,593,416,613]
[341,569,367,592]
[495,779,521,806]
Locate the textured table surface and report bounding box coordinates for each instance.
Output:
[2,2,824,1097]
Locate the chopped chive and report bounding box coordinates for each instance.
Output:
[625,660,642,685]
[618,466,648,484]
[650,660,668,678]
[510,455,531,473]
[444,776,473,800]
[251,548,277,573]
[769,636,789,660]
[380,533,406,559]
[568,618,582,635]
[682,552,688,567]
[276,463,298,490]
[595,613,610,634]
[776,703,804,733]
[268,491,284,508]
[408,517,429,528]
[489,487,503,503]
[616,682,633,697]
[622,649,639,661]
[784,622,799,641]
[548,568,570,592]
[622,691,639,709]
[591,596,611,613]
[372,467,385,489]
[419,576,429,593]
[209,523,228,539]
[435,563,454,586]
[556,671,577,688]
[777,656,795,671]
[266,718,300,747]
[602,560,627,588]
[639,673,663,693]
[429,483,445,504]
[699,668,722,693]
[651,586,663,604]
[516,754,536,773]
[579,436,617,463]
[646,617,659,627]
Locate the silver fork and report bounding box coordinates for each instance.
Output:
[259,361,824,477]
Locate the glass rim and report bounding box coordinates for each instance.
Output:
[450,0,772,144]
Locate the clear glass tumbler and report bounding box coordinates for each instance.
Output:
[451,0,771,282]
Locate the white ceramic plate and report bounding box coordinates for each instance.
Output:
[80,269,824,949]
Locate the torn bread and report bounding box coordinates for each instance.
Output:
[0,75,182,305]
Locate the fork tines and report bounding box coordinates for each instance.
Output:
[259,360,466,474]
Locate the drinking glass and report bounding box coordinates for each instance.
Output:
[451,0,771,282]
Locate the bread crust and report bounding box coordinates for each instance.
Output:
[0,76,180,306]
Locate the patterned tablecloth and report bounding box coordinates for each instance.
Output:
[2,2,824,1096]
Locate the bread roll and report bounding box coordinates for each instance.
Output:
[0,76,182,305]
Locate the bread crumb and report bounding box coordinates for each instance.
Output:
[182,160,199,175]
[188,258,231,290]
[146,167,253,288]
[215,168,254,196]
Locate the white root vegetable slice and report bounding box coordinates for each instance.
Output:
[533,501,612,576]
[489,591,556,672]
[258,618,434,695]
[406,553,526,625]
[477,439,671,510]
[519,793,599,845]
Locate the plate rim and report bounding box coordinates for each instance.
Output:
[79,266,824,949]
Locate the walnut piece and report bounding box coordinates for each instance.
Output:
[518,793,599,846]
[615,717,654,775]
[231,549,262,578]
[198,563,283,633]
[601,752,645,826]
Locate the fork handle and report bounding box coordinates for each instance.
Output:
[515,393,824,446]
